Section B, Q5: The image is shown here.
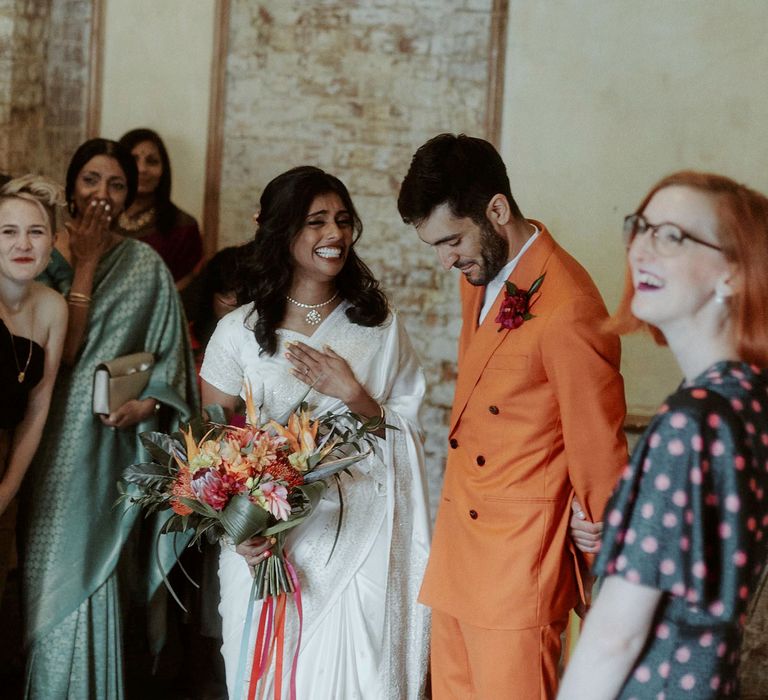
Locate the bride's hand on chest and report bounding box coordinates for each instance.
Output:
[284,341,362,404]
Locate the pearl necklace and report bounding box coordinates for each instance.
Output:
[285,291,339,325]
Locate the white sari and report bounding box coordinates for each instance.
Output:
[200,302,430,699]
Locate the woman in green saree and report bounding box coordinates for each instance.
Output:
[17,138,198,698]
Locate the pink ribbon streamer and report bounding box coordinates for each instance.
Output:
[285,559,304,699]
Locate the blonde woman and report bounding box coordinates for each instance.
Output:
[0,175,67,599]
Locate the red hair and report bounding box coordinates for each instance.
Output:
[608,170,768,366]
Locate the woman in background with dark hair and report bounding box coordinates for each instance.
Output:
[201,166,430,698]
[117,128,203,288]
[17,138,197,698]
[183,244,244,373]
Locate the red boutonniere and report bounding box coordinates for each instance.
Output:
[495,273,546,331]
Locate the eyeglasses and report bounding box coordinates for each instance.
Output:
[622,213,723,257]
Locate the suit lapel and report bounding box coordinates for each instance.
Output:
[457,278,483,362]
[449,224,556,433]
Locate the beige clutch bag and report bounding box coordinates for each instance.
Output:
[92,352,155,415]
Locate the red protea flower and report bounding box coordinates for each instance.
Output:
[191,467,246,511]
[263,456,304,488]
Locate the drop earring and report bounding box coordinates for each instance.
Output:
[714,280,730,305]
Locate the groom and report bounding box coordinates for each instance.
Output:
[398,134,627,698]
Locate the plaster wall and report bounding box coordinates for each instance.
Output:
[500,2,768,693]
[99,0,216,225]
[501,0,768,415]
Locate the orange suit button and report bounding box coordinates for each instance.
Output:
[488,405,499,414]
[469,509,478,519]
[476,455,486,466]
[449,438,459,449]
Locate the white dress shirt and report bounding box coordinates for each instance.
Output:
[478,223,540,324]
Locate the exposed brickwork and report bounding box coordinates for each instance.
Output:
[220,0,496,516]
[0,0,91,182]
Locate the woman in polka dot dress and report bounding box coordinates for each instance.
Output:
[559,171,768,699]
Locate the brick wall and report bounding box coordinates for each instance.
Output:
[219,0,498,515]
[0,0,91,180]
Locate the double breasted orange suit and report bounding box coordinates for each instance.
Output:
[420,224,627,636]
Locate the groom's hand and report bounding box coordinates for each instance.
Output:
[570,498,603,553]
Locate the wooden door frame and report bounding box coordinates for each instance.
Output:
[486,0,509,147]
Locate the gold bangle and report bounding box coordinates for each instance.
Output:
[68,292,92,303]
[67,298,91,307]
[378,403,385,421]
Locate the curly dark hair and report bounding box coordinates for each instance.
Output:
[65,138,138,217]
[118,128,180,234]
[397,132,523,226]
[182,245,244,349]
[240,166,389,355]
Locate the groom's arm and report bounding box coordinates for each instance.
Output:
[541,295,627,522]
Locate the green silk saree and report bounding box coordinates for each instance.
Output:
[19,239,198,699]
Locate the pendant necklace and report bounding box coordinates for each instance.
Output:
[285,291,339,326]
[5,321,33,383]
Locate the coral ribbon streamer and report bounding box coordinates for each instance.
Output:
[253,599,275,700]
[273,594,288,699]
[236,556,303,700]
[250,596,279,700]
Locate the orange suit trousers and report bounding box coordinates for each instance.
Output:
[430,609,569,699]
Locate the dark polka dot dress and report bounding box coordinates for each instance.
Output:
[594,361,768,698]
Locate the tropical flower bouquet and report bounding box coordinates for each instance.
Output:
[122,383,383,601]
[122,384,386,699]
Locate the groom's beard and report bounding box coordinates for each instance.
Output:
[462,222,508,286]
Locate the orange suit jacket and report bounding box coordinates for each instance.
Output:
[420,224,627,630]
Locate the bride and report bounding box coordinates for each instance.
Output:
[200,166,430,699]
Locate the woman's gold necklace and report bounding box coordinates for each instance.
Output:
[118,206,156,232]
[5,321,33,383]
[285,291,339,325]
